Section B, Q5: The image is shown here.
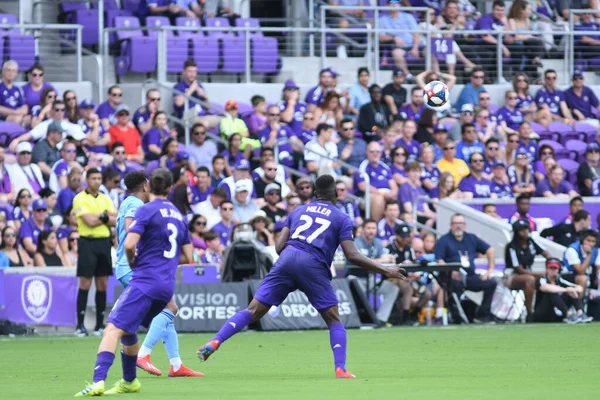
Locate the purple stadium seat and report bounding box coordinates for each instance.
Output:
[529,121,545,133]
[106,10,133,44]
[237,102,253,115]
[537,131,559,142]
[71,10,100,45]
[60,2,87,14]
[205,17,232,38]
[539,139,564,152]
[6,35,36,71]
[235,18,262,40]
[145,16,175,38]
[166,38,189,73]
[121,0,141,13]
[175,17,201,39]
[190,36,219,74]
[114,16,143,40]
[0,14,19,36]
[146,160,159,174]
[548,121,571,135]
[251,37,279,74]
[574,121,597,143]
[91,0,119,10]
[565,139,587,163]
[0,122,26,140]
[120,36,157,73]
[221,37,246,74]
[210,102,225,114]
[557,158,579,185]
[559,131,586,146]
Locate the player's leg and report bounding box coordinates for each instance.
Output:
[319,306,355,379]
[137,310,171,376]
[104,333,142,394]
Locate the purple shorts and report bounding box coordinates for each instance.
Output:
[253,247,338,311]
[107,285,168,334]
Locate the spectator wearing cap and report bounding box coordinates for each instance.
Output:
[358,84,389,142]
[382,68,407,116]
[565,71,600,127]
[0,60,27,125]
[173,60,219,128]
[20,198,52,257]
[347,67,371,119]
[232,179,258,223]
[541,209,591,248]
[258,105,297,168]
[250,210,274,246]
[190,166,214,206]
[186,123,218,173]
[378,1,419,82]
[211,199,236,246]
[305,68,334,112]
[78,99,109,154]
[335,180,362,227]
[49,140,80,194]
[399,162,436,226]
[563,229,600,290]
[338,118,367,174]
[253,160,282,199]
[490,162,513,198]
[142,111,176,161]
[505,219,551,319]
[431,123,448,162]
[220,100,249,139]
[535,164,578,198]
[448,104,475,141]
[496,91,525,135]
[295,177,314,205]
[458,153,495,199]
[133,88,161,135]
[455,122,484,162]
[10,100,86,153]
[563,196,584,225]
[577,143,600,196]
[356,141,397,221]
[108,104,144,164]
[218,158,254,200]
[436,213,497,323]
[261,183,286,223]
[191,187,227,229]
[96,85,122,129]
[278,80,309,134]
[454,68,486,113]
[22,64,55,112]
[31,121,64,180]
[508,147,535,195]
[6,142,45,195]
[534,69,574,123]
[304,123,339,176]
[399,87,425,124]
[436,138,469,186]
[534,258,591,324]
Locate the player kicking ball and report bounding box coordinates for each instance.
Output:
[75,168,198,397]
[197,174,406,378]
[113,170,202,380]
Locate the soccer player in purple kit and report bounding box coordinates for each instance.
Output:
[74,168,200,397]
[197,175,406,378]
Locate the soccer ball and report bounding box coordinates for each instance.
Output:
[423,80,449,110]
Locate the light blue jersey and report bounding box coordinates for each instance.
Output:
[115,195,144,281]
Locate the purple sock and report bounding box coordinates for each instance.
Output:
[93,351,115,382]
[214,309,252,343]
[329,322,347,370]
[121,351,137,383]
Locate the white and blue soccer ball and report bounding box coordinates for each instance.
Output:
[423,80,450,110]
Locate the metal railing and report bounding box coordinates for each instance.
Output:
[413,195,440,235]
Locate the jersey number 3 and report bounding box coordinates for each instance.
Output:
[164,223,178,259]
[290,215,330,244]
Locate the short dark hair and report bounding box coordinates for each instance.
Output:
[485,137,500,147]
[570,196,583,206]
[260,147,274,157]
[87,167,102,178]
[38,187,55,199]
[468,152,484,163]
[110,142,125,153]
[580,229,598,242]
[483,204,496,212]
[52,100,64,109]
[183,59,197,69]
[203,230,219,242]
[191,122,205,133]
[340,118,354,127]
[220,199,233,208]
[363,218,377,227]
[516,193,531,202]
[149,168,173,196]
[461,123,476,135]
[368,84,380,94]
[102,167,121,184]
[406,161,422,172]
[212,154,225,164]
[211,187,228,199]
[124,170,148,193]
[314,174,335,200]
[107,85,120,95]
[357,67,370,77]
[384,199,399,210]
[196,166,210,176]
[316,123,332,136]
[251,95,265,107]
[544,69,557,77]
[493,0,505,8]
[470,67,484,77]
[574,210,590,222]
[410,86,421,95]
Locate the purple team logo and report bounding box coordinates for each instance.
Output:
[21,275,52,323]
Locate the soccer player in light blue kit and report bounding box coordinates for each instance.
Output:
[114,171,202,380]
[75,168,200,397]
[197,175,406,378]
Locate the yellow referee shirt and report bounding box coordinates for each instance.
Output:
[72,190,115,238]
[437,157,470,187]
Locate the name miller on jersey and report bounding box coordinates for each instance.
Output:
[306,205,332,217]
[159,208,184,221]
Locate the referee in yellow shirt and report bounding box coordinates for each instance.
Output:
[72,167,117,337]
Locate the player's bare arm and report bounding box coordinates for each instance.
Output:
[179,243,194,265]
[340,240,406,279]
[124,231,141,269]
[275,226,290,255]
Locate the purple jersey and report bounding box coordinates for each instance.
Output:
[396,137,421,163]
[508,164,534,187]
[518,140,538,164]
[277,100,308,133]
[336,200,361,226]
[355,161,392,191]
[297,128,317,145]
[565,86,600,119]
[22,82,55,110]
[420,164,441,194]
[535,177,574,197]
[128,199,191,301]
[173,80,207,119]
[190,185,213,205]
[534,86,566,116]
[201,250,223,265]
[458,174,492,198]
[496,106,524,131]
[142,127,168,156]
[132,105,152,130]
[491,179,514,198]
[398,104,425,123]
[398,182,427,212]
[211,221,234,246]
[575,21,600,43]
[516,93,534,111]
[57,225,73,241]
[79,119,109,153]
[96,101,118,126]
[285,201,353,269]
[475,14,504,43]
[20,218,51,252]
[304,85,328,106]
[0,82,24,110]
[377,218,400,242]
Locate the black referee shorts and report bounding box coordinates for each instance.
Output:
[77,237,113,278]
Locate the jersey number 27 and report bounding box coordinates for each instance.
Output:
[290,215,330,244]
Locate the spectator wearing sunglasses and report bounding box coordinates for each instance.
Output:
[186,122,218,172]
[96,85,122,129]
[565,71,600,127]
[335,180,362,228]
[456,122,484,162]
[437,138,469,187]
[535,164,578,198]
[496,91,525,135]
[6,142,45,195]
[133,88,162,135]
[261,183,286,224]
[31,121,64,181]
[534,69,574,123]
[47,140,79,193]
[577,143,600,196]
[22,64,55,112]
[337,118,367,174]
[20,198,52,257]
[454,67,486,113]
[458,152,495,199]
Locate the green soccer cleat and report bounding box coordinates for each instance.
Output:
[104,378,141,395]
[74,380,105,397]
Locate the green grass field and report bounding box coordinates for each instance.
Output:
[0,324,598,399]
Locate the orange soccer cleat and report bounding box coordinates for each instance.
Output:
[136,355,162,376]
[335,367,356,379]
[168,364,205,377]
[196,339,221,362]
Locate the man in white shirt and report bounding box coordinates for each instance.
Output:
[6,142,45,195]
[218,159,254,199]
[304,123,339,175]
[191,187,228,229]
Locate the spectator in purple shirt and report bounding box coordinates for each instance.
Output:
[139,0,193,23]
[20,198,52,257]
[533,144,555,182]
[376,199,402,246]
[565,71,600,126]
[512,72,552,127]
[458,152,496,199]
[490,162,513,198]
[0,60,28,124]
[474,1,511,81]
[398,87,425,124]
[173,60,220,128]
[396,119,421,163]
[30,88,56,129]
[78,99,109,154]
[143,111,175,161]
[496,90,525,134]
[278,80,308,133]
[574,8,600,65]
[190,166,214,205]
[295,111,317,145]
[22,64,55,112]
[517,121,538,164]
[305,68,334,112]
[399,162,436,227]
[534,69,574,121]
[132,88,161,135]
[420,145,441,197]
[247,95,267,136]
[335,179,362,227]
[56,168,83,215]
[96,85,121,130]
[535,164,578,198]
[108,142,142,180]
